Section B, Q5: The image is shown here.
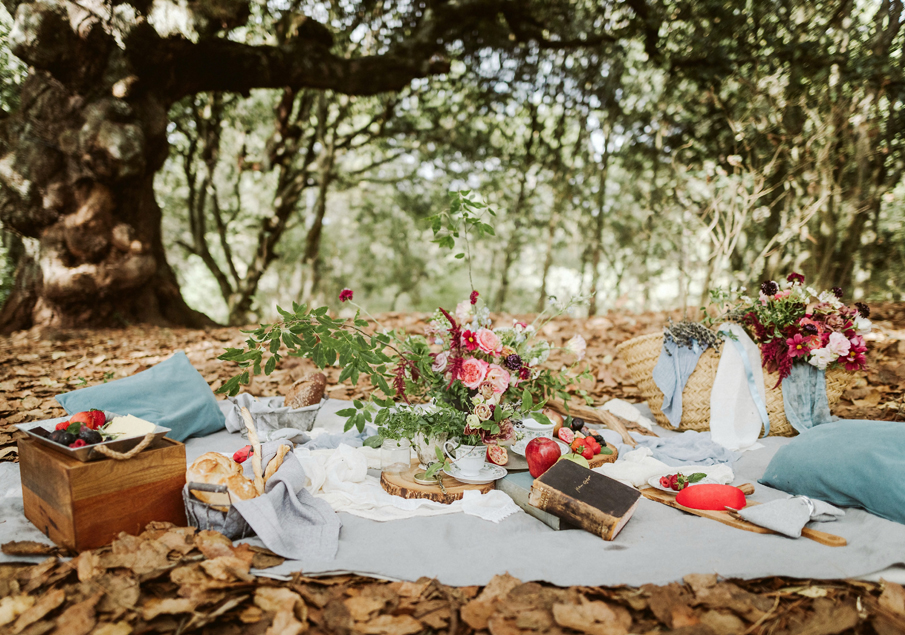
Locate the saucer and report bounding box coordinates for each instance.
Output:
[646,474,720,494]
[510,437,569,457]
[444,462,507,485]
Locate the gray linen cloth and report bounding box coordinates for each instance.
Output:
[220,393,322,442]
[738,496,845,538]
[634,430,740,466]
[652,339,704,427]
[232,441,342,560]
[781,364,838,433]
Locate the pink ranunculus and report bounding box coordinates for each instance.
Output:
[475,328,502,355]
[459,358,489,389]
[484,364,511,393]
[432,351,449,373]
[827,331,851,357]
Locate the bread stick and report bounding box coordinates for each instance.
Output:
[240,406,265,495]
[264,444,291,484]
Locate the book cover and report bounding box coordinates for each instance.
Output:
[527,460,641,540]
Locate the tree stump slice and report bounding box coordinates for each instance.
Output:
[380,459,494,504]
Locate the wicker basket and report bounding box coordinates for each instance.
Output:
[615,332,851,437]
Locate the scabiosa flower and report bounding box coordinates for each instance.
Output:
[802,323,818,336]
[787,272,805,285]
[470,290,479,305]
[855,302,870,318]
[462,330,479,351]
[339,288,354,302]
[504,354,522,371]
[760,280,779,296]
[832,286,844,299]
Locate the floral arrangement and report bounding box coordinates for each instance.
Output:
[714,272,872,382]
[217,191,591,456]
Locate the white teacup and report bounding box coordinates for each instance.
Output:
[443,442,486,477]
[521,417,554,441]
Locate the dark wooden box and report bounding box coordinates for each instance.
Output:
[19,436,187,552]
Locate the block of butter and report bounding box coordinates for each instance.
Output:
[104,414,156,438]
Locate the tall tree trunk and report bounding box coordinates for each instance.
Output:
[587,151,610,316]
[300,106,337,305]
[536,208,559,312]
[495,172,530,312]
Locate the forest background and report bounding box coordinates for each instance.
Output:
[2,0,905,329]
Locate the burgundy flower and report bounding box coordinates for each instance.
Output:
[339,288,354,302]
[504,354,522,371]
[470,290,479,305]
[843,351,866,372]
[802,323,818,336]
[832,286,844,299]
[760,280,778,296]
[518,367,531,380]
[855,302,870,318]
[787,272,805,284]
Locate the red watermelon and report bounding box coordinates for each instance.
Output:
[676,484,747,511]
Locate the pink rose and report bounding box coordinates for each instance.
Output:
[484,364,511,393]
[827,332,851,357]
[459,358,489,389]
[475,328,501,355]
[432,351,449,373]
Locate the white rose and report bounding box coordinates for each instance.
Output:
[827,332,851,357]
[471,394,485,405]
[808,348,835,370]
[855,316,872,336]
[818,291,843,309]
[466,414,480,428]
[564,334,587,361]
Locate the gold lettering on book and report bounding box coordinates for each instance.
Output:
[575,474,592,493]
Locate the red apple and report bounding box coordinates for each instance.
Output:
[525,437,562,478]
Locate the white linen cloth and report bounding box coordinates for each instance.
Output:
[709,323,768,451]
[594,447,734,489]
[294,444,520,523]
[738,496,845,538]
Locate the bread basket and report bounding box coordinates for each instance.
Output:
[183,482,254,540]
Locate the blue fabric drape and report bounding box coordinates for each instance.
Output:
[652,339,703,427]
[780,363,837,433]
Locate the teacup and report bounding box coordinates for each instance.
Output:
[443,442,486,477]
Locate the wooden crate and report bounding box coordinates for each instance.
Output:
[19,436,187,552]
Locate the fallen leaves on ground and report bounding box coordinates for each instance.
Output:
[0,530,902,635]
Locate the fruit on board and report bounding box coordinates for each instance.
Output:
[233,445,253,463]
[77,428,103,445]
[54,421,70,431]
[69,411,94,428]
[49,430,76,446]
[676,484,747,510]
[579,444,594,460]
[570,438,586,454]
[525,437,562,477]
[486,444,508,466]
[88,409,106,429]
[557,428,575,444]
[558,452,590,469]
[569,417,586,433]
[583,436,601,455]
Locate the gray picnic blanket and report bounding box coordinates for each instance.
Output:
[3,398,905,587]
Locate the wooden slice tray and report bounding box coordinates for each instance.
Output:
[641,484,846,547]
[380,459,494,505]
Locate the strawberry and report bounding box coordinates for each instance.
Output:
[55,421,70,431]
[570,438,585,453]
[583,436,600,455]
[69,411,94,428]
[88,409,106,430]
[580,445,594,460]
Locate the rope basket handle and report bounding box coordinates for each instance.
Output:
[94,432,155,460]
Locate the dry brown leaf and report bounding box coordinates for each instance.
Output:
[239,605,264,623]
[643,582,700,629]
[251,551,285,570]
[92,622,132,635]
[53,593,101,635]
[142,597,198,620]
[460,573,522,630]
[95,573,140,612]
[1,542,58,557]
[699,609,746,635]
[200,556,254,582]
[879,580,905,616]
[552,598,631,635]
[266,609,306,635]
[10,588,64,634]
[195,530,237,560]
[356,614,423,635]
[344,594,387,622]
[0,596,36,628]
[75,551,102,583]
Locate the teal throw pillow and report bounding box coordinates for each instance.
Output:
[56,351,226,442]
[760,419,905,525]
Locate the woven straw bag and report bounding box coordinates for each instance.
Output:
[616,332,851,437]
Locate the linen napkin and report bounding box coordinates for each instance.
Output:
[652,339,704,427]
[232,441,342,560]
[737,496,844,538]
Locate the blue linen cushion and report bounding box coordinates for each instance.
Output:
[760,419,905,524]
[56,351,226,442]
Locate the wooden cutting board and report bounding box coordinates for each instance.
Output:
[380,459,494,504]
[641,484,847,547]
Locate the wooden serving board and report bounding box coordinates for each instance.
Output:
[588,446,619,468]
[381,459,494,504]
[641,484,846,547]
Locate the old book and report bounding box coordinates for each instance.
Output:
[527,460,641,540]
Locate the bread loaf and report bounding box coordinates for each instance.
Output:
[186,452,257,509]
[285,372,326,409]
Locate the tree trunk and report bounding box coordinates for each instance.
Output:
[0,19,214,331]
[587,152,609,316]
[536,208,559,312]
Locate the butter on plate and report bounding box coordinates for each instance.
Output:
[104,414,156,438]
